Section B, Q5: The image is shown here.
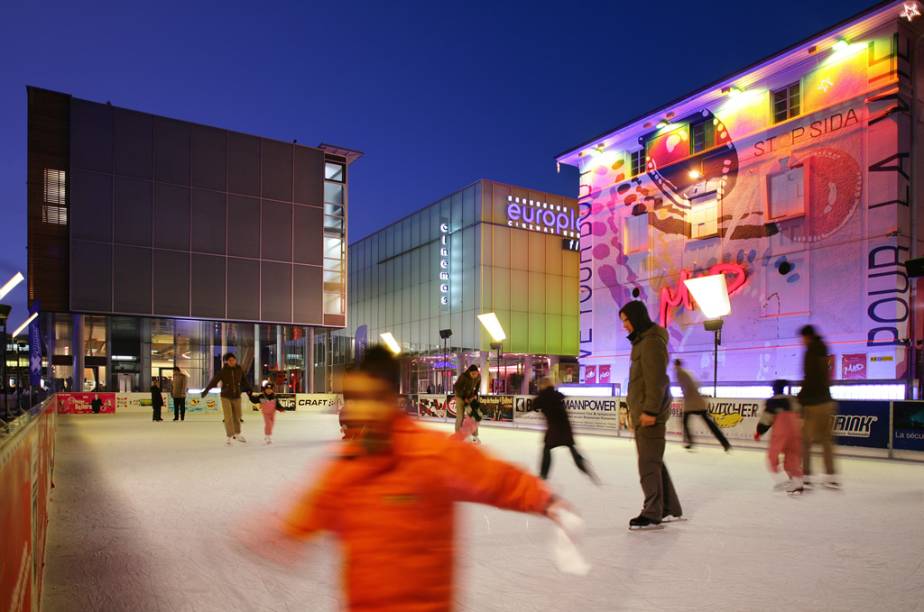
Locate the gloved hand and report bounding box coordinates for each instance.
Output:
[200,390,207,398]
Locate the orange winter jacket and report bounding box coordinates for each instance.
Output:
[280,414,552,612]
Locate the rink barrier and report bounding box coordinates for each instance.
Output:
[0,395,57,612]
[405,394,924,461]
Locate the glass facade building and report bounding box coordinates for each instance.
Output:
[345,179,580,394]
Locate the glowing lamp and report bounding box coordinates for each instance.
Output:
[688,169,703,180]
[0,272,24,301]
[832,39,850,52]
[12,312,38,338]
[379,332,401,355]
[683,274,731,319]
[656,120,669,129]
[477,312,507,343]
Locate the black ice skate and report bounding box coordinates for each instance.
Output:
[628,515,664,530]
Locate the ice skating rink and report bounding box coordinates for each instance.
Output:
[42,412,924,612]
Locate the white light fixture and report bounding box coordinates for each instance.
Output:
[0,272,25,302]
[380,332,401,355]
[12,312,38,338]
[688,169,703,180]
[901,2,921,22]
[683,274,731,319]
[832,38,850,52]
[477,312,507,343]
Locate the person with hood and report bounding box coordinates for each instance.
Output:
[453,365,481,441]
[535,377,600,484]
[674,359,731,451]
[240,346,573,611]
[620,300,683,530]
[202,352,253,445]
[798,325,839,488]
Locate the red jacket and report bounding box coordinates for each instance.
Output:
[280,415,551,611]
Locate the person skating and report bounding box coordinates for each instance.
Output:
[239,346,573,611]
[201,353,253,445]
[797,325,839,489]
[247,382,283,445]
[171,366,188,421]
[755,379,804,494]
[453,365,481,442]
[674,359,731,451]
[150,379,164,422]
[535,377,600,484]
[620,300,682,530]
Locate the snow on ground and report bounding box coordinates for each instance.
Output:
[42,411,924,612]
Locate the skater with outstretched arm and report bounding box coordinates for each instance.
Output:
[755,379,804,494]
[247,382,283,445]
[620,300,683,530]
[674,359,731,451]
[535,377,600,484]
[201,352,253,445]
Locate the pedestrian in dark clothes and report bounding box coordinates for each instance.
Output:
[535,378,600,484]
[674,359,731,451]
[151,379,164,422]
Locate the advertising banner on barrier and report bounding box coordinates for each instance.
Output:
[477,395,514,422]
[57,392,116,414]
[892,401,924,451]
[185,393,223,415]
[116,392,150,413]
[294,394,341,412]
[250,393,296,411]
[417,394,452,420]
[832,401,889,448]
[682,398,763,441]
[514,395,620,433]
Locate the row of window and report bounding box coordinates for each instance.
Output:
[323,161,346,316]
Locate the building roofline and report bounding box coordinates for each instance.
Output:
[555,0,903,162]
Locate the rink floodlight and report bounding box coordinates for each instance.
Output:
[0,271,24,302]
[380,332,401,355]
[478,312,507,343]
[11,312,38,338]
[683,274,731,319]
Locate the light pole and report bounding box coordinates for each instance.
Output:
[490,341,503,393]
[478,313,507,395]
[439,329,452,394]
[684,274,732,398]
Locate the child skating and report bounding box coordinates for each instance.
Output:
[247,383,283,445]
[755,379,804,495]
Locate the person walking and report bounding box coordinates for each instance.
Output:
[240,346,573,611]
[201,353,253,445]
[453,365,481,441]
[150,379,164,422]
[620,300,682,530]
[674,359,731,451]
[798,325,839,488]
[755,379,804,494]
[247,382,283,445]
[535,377,600,484]
[171,366,188,421]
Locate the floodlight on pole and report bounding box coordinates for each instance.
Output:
[477,312,507,343]
[683,274,731,319]
[379,332,401,355]
[12,312,38,338]
[0,272,24,302]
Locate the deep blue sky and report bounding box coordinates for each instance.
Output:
[0,0,875,321]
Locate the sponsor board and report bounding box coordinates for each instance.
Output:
[185,393,223,414]
[417,394,452,420]
[892,401,924,451]
[683,398,762,441]
[294,394,341,412]
[249,393,296,411]
[831,401,888,448]
[514,395,619,432]
[56,392,116,414]
[476,395,514,422]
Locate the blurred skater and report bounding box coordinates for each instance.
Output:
[755,379,804,494]
[150,379,164,422]
[536,377,600,484]
[674,360,731,451]
[202,352,252,445]
[241,346,572,611]
[171,366,188,421]
[798,326,839,488]
[453,365,481,442]
[247,383,283,445]
[620,301,682,529]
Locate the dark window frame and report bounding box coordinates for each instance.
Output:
[772,81,802,124]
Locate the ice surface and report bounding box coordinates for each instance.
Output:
[42,412,924,611]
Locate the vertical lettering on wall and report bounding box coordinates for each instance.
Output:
[579,196,593,360]
[439,220,450,311]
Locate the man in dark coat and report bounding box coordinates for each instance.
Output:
[535,377,599,483]
[798,325,838,488]
[202,353,253,444]
[150,379,164,422]
[620,300,682,530]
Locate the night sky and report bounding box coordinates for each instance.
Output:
[0,0,874,322]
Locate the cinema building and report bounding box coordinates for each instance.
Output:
[557,0,924,399]
[344,179,580,394]
[27,87,358,393]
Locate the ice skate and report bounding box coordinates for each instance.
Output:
[236,434,247,444]
[786,477,804,495]
[225,436,233,446]
[264,436,272,445]
[822,475,840,490]
[772,472,790,491]
[628,515,664,530]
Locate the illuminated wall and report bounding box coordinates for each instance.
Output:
[346,179,579,356]
[563,15,919,389]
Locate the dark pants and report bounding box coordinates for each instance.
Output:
[152,404,162,421]
[173,397,186,420]
[635,423,682,521]
[540,443,592,480]
[682,410,731,450]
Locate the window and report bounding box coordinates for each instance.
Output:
[323,158,346,315]
[325,162,344,182]
[324,182,343,205]
[689,192,719,239]
[691,120,714,154]
[630,150,646,177]
[767,165,805,220]
[43,168,67,225]
[624,213,649,253]
[773,81,801,123]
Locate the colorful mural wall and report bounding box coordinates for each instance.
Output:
[563,16,918,391]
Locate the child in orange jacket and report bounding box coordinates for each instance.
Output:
[242,346,570,612]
